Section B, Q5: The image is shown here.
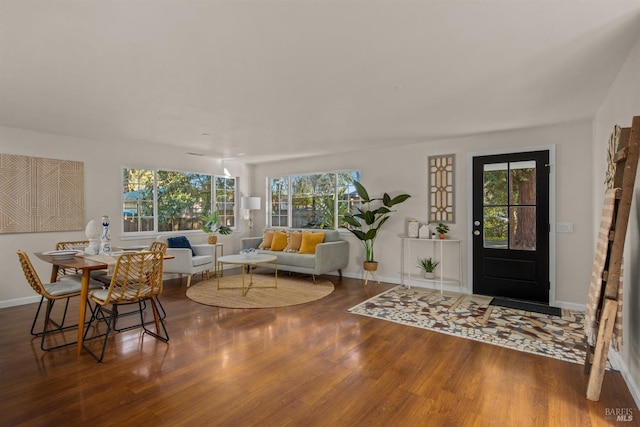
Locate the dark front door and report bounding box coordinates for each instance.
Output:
[472,150,550,303]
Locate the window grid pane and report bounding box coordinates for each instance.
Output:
[269,170,359,229]
[122,168,237,234]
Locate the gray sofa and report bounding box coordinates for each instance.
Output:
[241,229,349,281]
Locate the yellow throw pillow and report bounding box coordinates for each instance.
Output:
[259,231,274,249]
[270,231,288,251]
[299,232,326,254]
[284,231,302,253]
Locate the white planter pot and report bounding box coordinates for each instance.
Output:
[424,272,435,279]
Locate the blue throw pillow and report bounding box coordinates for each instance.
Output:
[167,236,195,256]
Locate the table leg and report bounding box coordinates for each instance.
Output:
[77,269,91,356]
[49,265,60,284]
[242,264,248,296]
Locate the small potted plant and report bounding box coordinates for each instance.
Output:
[200,211,232,244]
[417,257,439,279]
[436,222,449,239]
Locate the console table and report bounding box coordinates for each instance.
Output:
[400,237,462,293]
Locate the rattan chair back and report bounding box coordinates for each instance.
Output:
[55,240,89,278]
[94,251,164,306]
[16,250,77,301]
[55,240,89,250]
[149,241,167,254]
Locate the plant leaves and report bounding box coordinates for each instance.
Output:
[354,181,371,202]
[388,194,411,207]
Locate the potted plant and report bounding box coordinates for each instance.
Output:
[343,181,411,272]
[200,211,232,244]
[436,222,449,239]
[417,257,439,279]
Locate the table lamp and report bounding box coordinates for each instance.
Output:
[241,196,261,235]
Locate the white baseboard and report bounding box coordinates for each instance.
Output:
[0,295,40,309]
[608,350,640,409]
[554,300,586,312]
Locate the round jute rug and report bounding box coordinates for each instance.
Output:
[185,274,334,308]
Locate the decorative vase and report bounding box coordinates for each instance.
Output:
[363,261,379,271]
[208,235,218,244]
[99,215,111,254]
[408,220,419,238]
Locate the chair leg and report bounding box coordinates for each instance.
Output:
[83,303,117,363]
[30,297,46,336]
[39,298,79,352]
[31,297,73,336]
[186,274,193,287]
[156,297,167,320]
[140,298,169,343]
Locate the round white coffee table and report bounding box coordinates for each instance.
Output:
[216,254,278,296]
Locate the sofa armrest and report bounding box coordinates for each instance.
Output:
[314,240,349,273]
[241,237,263,250]
[191,244,214,257]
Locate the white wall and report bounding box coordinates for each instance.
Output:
[250,119,594,306]
[592,32,640,403]
[0,126,251,306]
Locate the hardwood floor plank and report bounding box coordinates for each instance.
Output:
[0,275,637,426]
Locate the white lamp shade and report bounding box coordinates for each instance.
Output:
[241,196,261,210]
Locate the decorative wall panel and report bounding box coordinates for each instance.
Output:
[0,154,84,233]
[428,154,455,223]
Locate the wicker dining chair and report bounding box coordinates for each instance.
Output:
[82,251,169,362]
[148,241,168,319]
[16,250,104,351]
[54,240,89,279]
[93,241,168,323]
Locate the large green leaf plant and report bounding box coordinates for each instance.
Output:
[342,181,410,263]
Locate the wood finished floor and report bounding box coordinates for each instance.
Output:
[0,274,637,427]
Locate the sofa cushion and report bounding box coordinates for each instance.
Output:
[167,236,195,256]
[259,231,274,249]
[270,231,288,251]
[257,250,316,269]
[284,231,302,253]
[299,231,326,254]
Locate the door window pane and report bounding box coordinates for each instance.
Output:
[484,206,508,249]
[509,161,536,205]
[510,206,536,250]
[483,163,508,205]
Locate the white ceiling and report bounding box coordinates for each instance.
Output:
[1,1,640,164]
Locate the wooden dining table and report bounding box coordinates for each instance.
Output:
[35,250,175,356]
[34,252,109,355]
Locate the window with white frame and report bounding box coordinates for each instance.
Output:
[122,167,237,234]
[268,170,360,229]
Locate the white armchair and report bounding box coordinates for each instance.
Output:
[156,235,215,287]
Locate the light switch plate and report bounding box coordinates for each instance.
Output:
[556,223,574,233]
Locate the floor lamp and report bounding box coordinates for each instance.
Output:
[241,196,261,236]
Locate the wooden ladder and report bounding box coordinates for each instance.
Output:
[585,116,640,401]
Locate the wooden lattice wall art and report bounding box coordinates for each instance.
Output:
[0,154,84,233]
[428,154,455,223]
